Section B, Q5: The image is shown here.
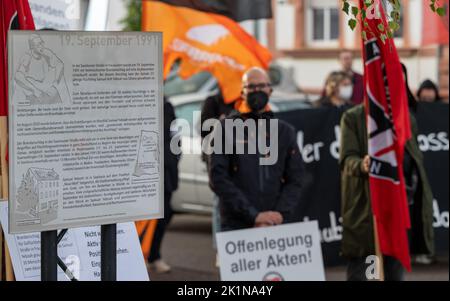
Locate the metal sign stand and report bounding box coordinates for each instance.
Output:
[41,231,57,281]
[40,225,117,281]
[101,224,117,281]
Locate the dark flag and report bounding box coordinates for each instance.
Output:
[360,0,412,271]
[150,0,273,22]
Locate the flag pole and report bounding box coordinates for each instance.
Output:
[0,116,14,281]
[373,215,385,281]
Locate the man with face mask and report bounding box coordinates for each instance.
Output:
[208,67,304,231]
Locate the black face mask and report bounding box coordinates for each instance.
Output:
[246,91,269,112]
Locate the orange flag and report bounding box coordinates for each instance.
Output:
[142,0,272,103]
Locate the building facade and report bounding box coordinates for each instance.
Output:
[265,0,449,101]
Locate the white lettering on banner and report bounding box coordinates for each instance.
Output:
[433,199,449,229]
[303,212,343,243]
[301,203,448,244]
[417,132,449,152]
[297,126,340,163]
[329,126,340,160]
[297,131,324,163]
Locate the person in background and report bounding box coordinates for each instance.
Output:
[339,103,435,281]
[316,71,354,109]
[200,93,235,267]
[401,63,418,112]
[339,50,364,105]
[147,98,180,273]
[209,67,304,232]
[417,79,442,103]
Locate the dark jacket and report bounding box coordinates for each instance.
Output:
[339,105,434,259]
[200,94,235,140]
[209,111,304,231]
[164,99,179,193]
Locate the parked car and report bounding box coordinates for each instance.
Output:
[164,63,319,214]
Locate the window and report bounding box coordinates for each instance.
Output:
[275,0,296,49]
[382,0,404,39]
[307,0,340,46]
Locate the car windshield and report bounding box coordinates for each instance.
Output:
[272,99,311,112]
[164,72,212,97]
[174,101,203,137]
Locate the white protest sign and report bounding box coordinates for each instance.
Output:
[0,201,149,281]
[29,0,84,30]
[8,31,163,233]
[216,221,325,281]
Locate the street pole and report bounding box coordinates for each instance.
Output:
[101,224,117,281]
[41,230,58,281]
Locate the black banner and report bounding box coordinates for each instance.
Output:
[154,0,273,22]
[276,103,449,266]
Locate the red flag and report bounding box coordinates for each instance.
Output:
[360,0,412,271]
[1,0,35,116]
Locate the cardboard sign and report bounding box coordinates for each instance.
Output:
[29,0,84,31]
[216,221,325,281]
[0,202,149,281]
[8,31,163,233]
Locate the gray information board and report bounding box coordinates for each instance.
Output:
[8,31,163,234]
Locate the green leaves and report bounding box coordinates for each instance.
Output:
[389,21,399,32]
[342,0,350,14]
[348,19,357,31]
[342,0,359,31]
[437,7,446,16]
[341,0,447,44]
[429,0,446,15]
